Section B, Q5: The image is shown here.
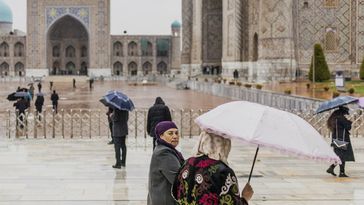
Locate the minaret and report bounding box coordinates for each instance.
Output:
[171,20,181,72]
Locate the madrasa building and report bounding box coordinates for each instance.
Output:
[181,0,364,82]
[0,0,181,78]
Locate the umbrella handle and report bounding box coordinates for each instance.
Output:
[248,146,260,183]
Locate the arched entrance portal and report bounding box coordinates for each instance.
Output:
[47,15,89,75]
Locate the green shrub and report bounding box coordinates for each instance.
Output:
[324,86,330,91]
[309,44,330,82]
[332,91,340,98]
[256,84,263,89]
[204,78,208,82]
[244,84,252,88]
[348,88,355,94]
[284,89,292,95]
[229,81,235,85]
[306,83,310,89]
[236,82,242,86]
[360,57,364,80]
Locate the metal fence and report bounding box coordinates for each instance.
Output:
[1,108,205,139]
[1,107,364,141]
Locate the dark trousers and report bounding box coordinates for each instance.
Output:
[52,103,58,113]
[114,136,126,165]
[330,162,346,173]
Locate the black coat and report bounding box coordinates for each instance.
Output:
[147,98,172,137]
[35,96,44,112]
[112,109,129,137]
[51,93,59,104]
[331,115,355,162]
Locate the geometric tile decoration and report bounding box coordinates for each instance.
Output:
[46,7,90,29]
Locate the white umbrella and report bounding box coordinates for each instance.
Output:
[195,101,341,182]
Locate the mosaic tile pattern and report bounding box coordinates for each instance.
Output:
[46,7,90,30]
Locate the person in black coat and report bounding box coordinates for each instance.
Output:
[112,109,129,168]
[35,95,44,120]
[147,97,172,149]
[13,98,27,129]
[51,90,59,113]
[326,106,355,177]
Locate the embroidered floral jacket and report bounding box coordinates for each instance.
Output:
[172,155,248,205]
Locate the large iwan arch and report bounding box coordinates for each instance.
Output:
[47,15,89,75]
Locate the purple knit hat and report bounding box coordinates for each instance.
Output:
[155,121,178,138]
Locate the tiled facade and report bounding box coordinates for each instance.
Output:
[183,0,364,82]
[0,0,181,78]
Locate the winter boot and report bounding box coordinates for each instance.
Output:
[339,163,348,177]
[326,165,336,176]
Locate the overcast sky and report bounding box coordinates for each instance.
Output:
[3,0,181,35]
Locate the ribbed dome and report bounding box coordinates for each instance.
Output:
[171,20,181,28]
[0,0,13,23]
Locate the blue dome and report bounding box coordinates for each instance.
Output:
[171,20,181,28]
[0,0,13,23]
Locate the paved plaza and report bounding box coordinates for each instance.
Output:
[0,136,363,205]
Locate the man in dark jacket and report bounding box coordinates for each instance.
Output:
[112,109,129,168]
[35,95,44,120]
[51,90,59,113]
[147,97,172,149]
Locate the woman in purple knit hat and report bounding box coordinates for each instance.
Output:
[147,121,184,205]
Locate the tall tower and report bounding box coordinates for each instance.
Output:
[257,0,296,82]
[171,20,181,72]
[0,0,13,35]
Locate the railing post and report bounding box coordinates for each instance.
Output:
[180,109,184,138]
[52,110,55,138]
[70,109,74,139]
[189,109,193,138]
[43,110,47,139]
[34,111,37,139]
[98,109,101,137]
[144,110,147,138]
[7,110,10,139]
[80,109,83,138]
[61,109,65,138]
[89,109,92,139]
[135,109,138,139]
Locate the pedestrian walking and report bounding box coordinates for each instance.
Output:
[147,121,184,205]
[147,97,172,149]
[37,82,42,92]
[35,94,44,120]
[73,78,76,88]
[49,81,53,91]
[50,90,59,114]
[112,109,129,168]
[172,131,254,205]
[89,78,94,89]
[326,106,355,177]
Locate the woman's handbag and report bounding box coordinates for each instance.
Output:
[332,120,349,150]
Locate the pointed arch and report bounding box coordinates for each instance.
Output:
[15,62,25,76]
[113,41,123,56]
[14,42,25,57]
[157,61,168,74]
[142,61,153,75]
[66,46,76,58]
[0,42,9,57]
[113,61,123,76]
[0,62,10,76]
[128,61,138,76]
[128,41,138,56]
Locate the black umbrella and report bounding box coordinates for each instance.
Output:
[7,92,19,101]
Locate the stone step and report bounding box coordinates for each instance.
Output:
[44,76,90,83]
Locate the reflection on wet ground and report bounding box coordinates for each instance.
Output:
[0,137,363,205]
[0,81,231,113]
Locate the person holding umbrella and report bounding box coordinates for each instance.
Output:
[172,131,253,205]
[326,106,355,177]
[99,91,134,168]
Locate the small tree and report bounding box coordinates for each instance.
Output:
[309,44,330,82]
[360,57,364,80]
